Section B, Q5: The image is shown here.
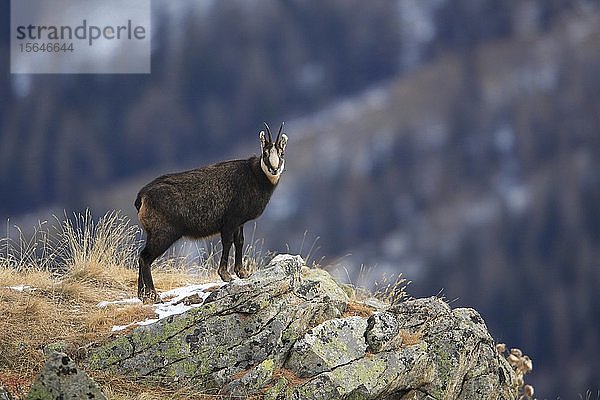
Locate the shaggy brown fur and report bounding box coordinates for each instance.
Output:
[135,123,287,302]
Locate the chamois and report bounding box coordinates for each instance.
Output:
[135,122,288,302]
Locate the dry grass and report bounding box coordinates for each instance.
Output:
[372,272,409,305]
[0,211,221,399]
[328,263,410,306]
[271,367,310,387]
[343,300,376,318]
[90,372,241,400]
[398,329,422,347]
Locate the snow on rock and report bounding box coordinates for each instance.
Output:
[110,282,225,332]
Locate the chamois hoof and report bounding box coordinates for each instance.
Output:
[234,265,251,279]
[139,287,162,304]
[218,269,234,282]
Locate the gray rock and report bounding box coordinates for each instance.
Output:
[365,311,400,352]
[285,316,368,377]
[26,352,106,400]
[0,387,13,400]
[86,254,348,393]
[85,254,517,400]
[293,346,435,400]
[361,296,390,311]
[289,298,516,400]
[222,358,276,397]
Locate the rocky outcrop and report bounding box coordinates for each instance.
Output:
[25,352,106,400]
[0,387,13,400]
[86,254,518,399]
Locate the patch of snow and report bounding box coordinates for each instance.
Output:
[494,124,515,153]
[463,197,501,226]
[504,185,530,214]
[397,0,445,69]
[5,284,34,292]
[111,282,225,332]
[97,298,142,308]
[159,283,221,303]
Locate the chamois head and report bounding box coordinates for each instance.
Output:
[259,122,288,184]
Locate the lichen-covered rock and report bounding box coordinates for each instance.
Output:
[293,345,435,400]
[86,254,349,393]
[26,352,106,400]
[223,358,276,397]
[42,342,69,358]
[288,297,516,400]
[386,299,517,400]
[285,316,368,377]
[85,254,517,399]
[0,387,13,400]
[365,311,400,352]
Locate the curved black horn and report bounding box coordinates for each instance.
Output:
[276,121,285,143]
[263,122,273,142]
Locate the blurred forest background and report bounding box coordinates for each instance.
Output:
[1,0,600,397]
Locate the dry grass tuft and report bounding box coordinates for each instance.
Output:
[398,329,422,347]
[327,263,410,307]
[271,367,310,387]
[60,211,139,275]
[496,343,535,399]
[372,272,409,305]
[343,300,376,318]
[91,371,240,400]
[0,210,220,398]
[85,305,157,334]
[0,370,30,399]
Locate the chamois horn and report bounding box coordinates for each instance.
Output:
[263,122,273,143]
[276,121,285,143]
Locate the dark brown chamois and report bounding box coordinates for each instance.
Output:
[134,123,288,302]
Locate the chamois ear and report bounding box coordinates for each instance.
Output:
[279,133,288,152]
[259,130,267,148]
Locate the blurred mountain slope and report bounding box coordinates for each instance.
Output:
[248,8,600,396]
[0,0,587,216]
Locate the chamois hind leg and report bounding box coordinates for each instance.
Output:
[233,225,250,278]
[218,229,234,282]
[138,230,180,303]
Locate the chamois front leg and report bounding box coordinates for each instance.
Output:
[233,225,250,278]
[218,230,234,282]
